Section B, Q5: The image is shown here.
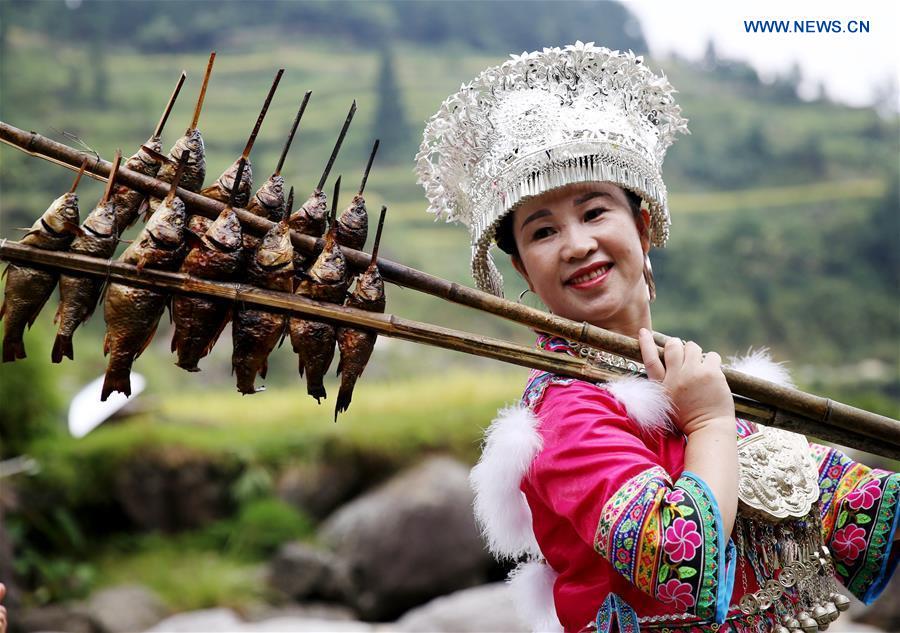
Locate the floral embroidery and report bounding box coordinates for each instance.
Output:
[596,468,726,622]
[657,578,696,611]
[664,489,685,505]
[664,517,702,562]
[845,479,882,511]
[832,524,867,561]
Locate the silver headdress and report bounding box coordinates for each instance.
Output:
[415,41,689,297]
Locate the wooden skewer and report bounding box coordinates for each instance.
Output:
[69,158,89,193]
[286,186,294,212]
[358,139,380,196]
[330,175,341,225]
[275,91,312,177]
[242,69,284,160]
[0,238,896,459]
[317,100,356,192]
[189,52,216,133]
[165,151,190,204]
[1,122,897,449]
[228,158,247,209]
[369,205,387,266]
[100,150,122,204]
[153,71,187,140]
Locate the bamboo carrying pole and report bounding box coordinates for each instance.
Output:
[0,238,895,458]
[0,121,897,449]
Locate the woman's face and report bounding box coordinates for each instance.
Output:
[510,182,652,336]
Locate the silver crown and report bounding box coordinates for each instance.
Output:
[415,41,689,297]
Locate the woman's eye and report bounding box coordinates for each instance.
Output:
[584,207,608,221]
[531,227,555,241]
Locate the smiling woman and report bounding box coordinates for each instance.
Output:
[415,42,899,633]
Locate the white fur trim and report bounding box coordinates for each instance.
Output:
[470,404,543,558]
[727,347,794,388]
[604,374,675,435]
[508,560,563,633]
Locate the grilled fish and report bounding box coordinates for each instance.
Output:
[335,193,367,251]
[288,188,327,237]
[232,220,294,394]
[246,174,286,222]
[200,156,253,208]
[111,138,164,233]
[172,206,243,372]
[102,163,188,400]
[1,189,81,362]
[335,206,386,419]
[53,152,124,363]
[290,195,349,402]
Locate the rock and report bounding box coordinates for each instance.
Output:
[243,602,358,622]
[86,584,167,633]
[393,583,526,632]
[321,456,492,620]
[267,542,351,601]
[242,617,374,632]
[114,446,238,531]
[143,608,243,632]
[17,602,97,633]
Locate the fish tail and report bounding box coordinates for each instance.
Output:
[235,365,259,395]
[101,358,132,401]
[334,382,355,421]
[51,333,74,363]
[306,377,326,403]
[175,357,201,372]
[2,336,25,363]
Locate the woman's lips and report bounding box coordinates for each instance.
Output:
[567,263,613,290]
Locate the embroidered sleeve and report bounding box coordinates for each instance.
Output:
[527,380,734,623]
[811,443,900,603]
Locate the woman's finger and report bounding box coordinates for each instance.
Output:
[639,328,666,382]
[663,336,685,378]
[684,341,703,365]
[702,351,721,367]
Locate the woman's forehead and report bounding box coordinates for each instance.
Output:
[515,181,629,215]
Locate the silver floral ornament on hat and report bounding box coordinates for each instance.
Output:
[416,41,690,297]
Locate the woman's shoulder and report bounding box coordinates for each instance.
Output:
[525,369,675,439]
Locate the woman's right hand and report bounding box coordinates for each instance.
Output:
[638,328,735,436]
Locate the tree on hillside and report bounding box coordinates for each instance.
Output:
[372,45,414,165]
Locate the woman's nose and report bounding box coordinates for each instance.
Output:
[560,228,597,261]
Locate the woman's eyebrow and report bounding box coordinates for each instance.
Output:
[574,191,613,205]
[519,208,552,230]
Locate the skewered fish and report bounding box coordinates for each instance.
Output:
[171,159,246,372]
[290,177,350,402]
[113,71,187,233]
[232,220,294,394]
[101,154,189,400]
[52,151,123,363]
[1,162,86,362]
[335,206,387,419]
[335,139,379,251]
[246,91,311,224]
[288,100,356,239]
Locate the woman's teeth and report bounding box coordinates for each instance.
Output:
[570,264,612,285]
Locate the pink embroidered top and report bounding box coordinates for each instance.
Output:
[517,335,899,632]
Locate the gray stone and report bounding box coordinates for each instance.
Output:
[321,456,492,620]
[142,608,242,632]
[17,602,97,633]
[267,542,351,601]
[87,584,167,633]
[393,583,527,632]
[276,461,362,520]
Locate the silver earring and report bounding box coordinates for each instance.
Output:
[517,288,532,303]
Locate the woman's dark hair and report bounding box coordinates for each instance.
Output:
[494,186,645,256]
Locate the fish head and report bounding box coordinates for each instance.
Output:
[84,201,118,237]
[42,192,80,233]
[309,231,347,284]
[338,194,367,229]
[133,137,164,170]
[255,220,294,270]
[206,207,243,252]
[220,157,253,193]
[255,175,285,210]
[173,129,205,164]
[356,266,385,302]
[147,197,186,247]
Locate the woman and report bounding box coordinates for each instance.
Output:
[416,42,898,632]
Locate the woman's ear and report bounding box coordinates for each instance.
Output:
[639,207,651,255]
[511,255,535,292]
